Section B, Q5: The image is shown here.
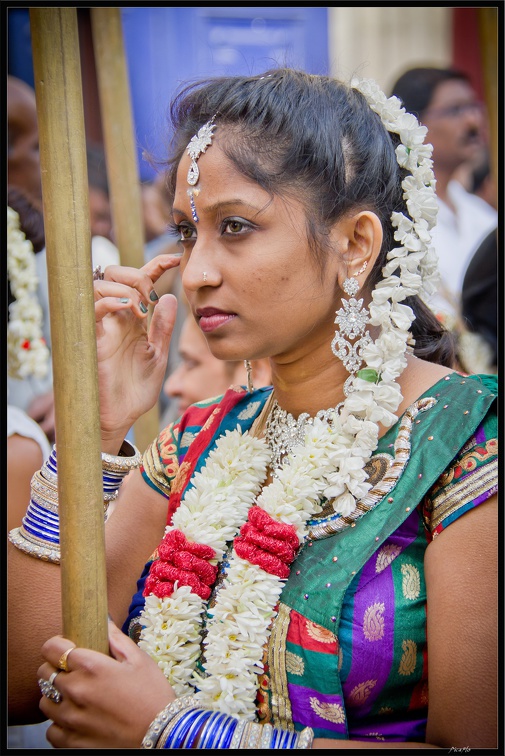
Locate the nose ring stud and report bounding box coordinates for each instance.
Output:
[202,272,208,282]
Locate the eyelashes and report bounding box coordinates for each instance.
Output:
[169,217,256,242]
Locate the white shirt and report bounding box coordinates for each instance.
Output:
[429,180,497,317]
[7,404,51,461]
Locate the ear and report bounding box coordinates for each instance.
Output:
[332,211,383,291]
[250,358,272,389]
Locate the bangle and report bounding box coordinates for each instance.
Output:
[297,727,314,749]
[141,695,199,749]
[8,439,142,563]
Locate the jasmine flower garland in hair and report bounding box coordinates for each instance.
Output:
[7,206,50,380]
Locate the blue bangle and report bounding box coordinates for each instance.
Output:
[181,709,213,749]
[163,708,205,749]
[197,711,230,749]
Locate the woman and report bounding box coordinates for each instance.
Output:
[8,69,497,749]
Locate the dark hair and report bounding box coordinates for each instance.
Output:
[86,142,109,195]
[389,67,470,119]
[7,186,45,253]
[163,67,455,367]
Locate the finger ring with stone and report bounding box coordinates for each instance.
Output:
[38,678,62,704]
[93,265,105,281]
[57,646,76,672]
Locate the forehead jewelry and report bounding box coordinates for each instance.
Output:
[185,116,216,223]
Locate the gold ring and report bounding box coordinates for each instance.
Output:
[57,646,76,672]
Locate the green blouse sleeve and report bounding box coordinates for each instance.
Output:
[423,405,498,538]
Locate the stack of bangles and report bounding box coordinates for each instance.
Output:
[8,440,142,563]
[141,696,314,749]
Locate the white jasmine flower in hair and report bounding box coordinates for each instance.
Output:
[405,184,438,227]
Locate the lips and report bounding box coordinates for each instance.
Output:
[196,307,237,333]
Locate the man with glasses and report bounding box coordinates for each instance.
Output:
[390,67,497,320]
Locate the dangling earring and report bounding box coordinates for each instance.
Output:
[244,360,254,393]
[331,262,371,396]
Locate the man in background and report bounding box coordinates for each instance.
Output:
[390,67,497,319]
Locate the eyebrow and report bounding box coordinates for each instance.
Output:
[172,199,266,219]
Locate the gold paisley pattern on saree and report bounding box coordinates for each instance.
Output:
[180,430,196,448]
[169,460,193,496]
[349,679,377,706]
[401,563,420,600]
[201,406,222,432]
[306,619,336,644]
[375,543,402,573]
[398,639,417,676]
[285,650,304,676]
[237,400,262,420]
[363,602,385,641]
[309,698,346,723]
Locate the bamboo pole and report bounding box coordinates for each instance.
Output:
[90,6,159,453]
[30,8,109,654]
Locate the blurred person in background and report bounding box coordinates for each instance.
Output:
[8,75,43,211]
[390,67,497,319]
[164,312,272,419]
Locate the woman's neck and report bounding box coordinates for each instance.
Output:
[269,346,350,419]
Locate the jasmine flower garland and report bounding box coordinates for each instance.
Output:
[137,77,440,719]
[7,206,50,380]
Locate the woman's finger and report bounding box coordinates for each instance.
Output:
[95,296,137,323]
[103,253,181,302]
[147,293,179,359]
[140,252,183,283]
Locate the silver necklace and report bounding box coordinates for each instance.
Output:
[264,398,343,473]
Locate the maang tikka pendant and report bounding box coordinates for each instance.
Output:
[331,275,372,396]
[185,117,216,223]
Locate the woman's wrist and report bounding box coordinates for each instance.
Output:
[141,695,315,749]
[101,430,136,456]
[8,439,142,562]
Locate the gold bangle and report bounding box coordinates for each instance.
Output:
[8,527,60,563]
[102,440,142,473]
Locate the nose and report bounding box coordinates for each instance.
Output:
[180,239,221,293]
[164,366,184,398]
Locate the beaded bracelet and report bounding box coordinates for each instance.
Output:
[8,440,142,563]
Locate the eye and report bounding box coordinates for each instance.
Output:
[221,217,254,236]
[175,223,196,241]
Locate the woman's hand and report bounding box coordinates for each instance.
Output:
[93,254,180,450]
[38,620,176,749]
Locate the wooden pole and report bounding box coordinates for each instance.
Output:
[90,7,159,453]
[30,8,109,654]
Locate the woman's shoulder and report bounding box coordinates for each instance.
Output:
[398,357,496,414]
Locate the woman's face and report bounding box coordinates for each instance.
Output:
[172,137,344,365]
[164,315,238,416]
